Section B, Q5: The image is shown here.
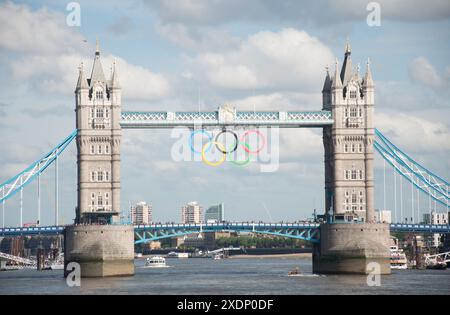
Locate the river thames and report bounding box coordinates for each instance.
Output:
[0,257,449,295]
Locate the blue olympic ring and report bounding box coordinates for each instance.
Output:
[189,130,213,154]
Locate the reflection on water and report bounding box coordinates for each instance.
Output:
[0,257,449,295]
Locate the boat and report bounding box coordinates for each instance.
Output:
[145,256,167,268]
[288,267,301,276]
[134,253,143,259]
[390,245,408,270]
[212,254,222,260]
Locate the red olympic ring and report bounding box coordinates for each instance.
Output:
[240,130,266,154]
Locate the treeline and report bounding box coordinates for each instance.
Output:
[215,236,309,248]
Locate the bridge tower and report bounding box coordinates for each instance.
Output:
[65,43,134,277]
[316,43,391,274]
[74,42,121,224]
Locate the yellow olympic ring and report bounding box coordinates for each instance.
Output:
[202,141,226,167]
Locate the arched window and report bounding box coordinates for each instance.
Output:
[359,170,363,179]
[96,90,103,100]
[344,144,348,152]
[96,108,103,118]
[91,145,95,154]
[359,143,363,152]
[91,172,95,182]
[105,145,109,154]
[351,144,355,153]
[105,109,109,118]
[98,172,103,182]
[98,145,102,154]
[105,172,109,181]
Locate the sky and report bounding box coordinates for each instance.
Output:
[0,0,449,226]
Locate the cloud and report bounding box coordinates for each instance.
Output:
[408,57,450,89]
[376,112,450,154]
[186,28,334,92]
[145,0,450,26]
[0,2,170,101]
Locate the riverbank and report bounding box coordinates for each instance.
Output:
[229,253,312,259]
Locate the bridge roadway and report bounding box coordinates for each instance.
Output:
[1,222,449,244]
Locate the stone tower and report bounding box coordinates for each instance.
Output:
[315,43,390,275]
[322,42,375,223]
[66,43,133,278]
[75,42,122,224]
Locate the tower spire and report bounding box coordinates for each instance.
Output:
[363,58,374,88]
[331,59,342,89]
[110,59,120,88]
[340,39,354,85]
[95,38,100,56]
[76,62,88,90]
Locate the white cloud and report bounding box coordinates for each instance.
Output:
[0,2,170,101]
[408,57,449,89]
[376,112,450,153]
[187,28,334,92]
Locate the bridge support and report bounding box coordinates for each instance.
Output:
[313,223,391,275]
[64,225,134,278]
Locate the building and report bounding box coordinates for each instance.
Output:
[423,211,448,248]
[131,202,152,225]
[182,234,205,248]
[205,203,225,223]
[376,210,392,224]
[322,42,375,223]
[204,231,233,249]
[75,41,121,224]
[181,202,203,224]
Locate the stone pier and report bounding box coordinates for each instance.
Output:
[64,225,134,277]
[313,223,391,275]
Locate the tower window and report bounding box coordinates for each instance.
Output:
[98,145,102,154]
[105,172,110,181]
[351,144,355,153]
[98,172,103,182]
[359,143,363,152]
[91,145,95,154]
[350,108,357,117]
[351,170,357,180]
[98,196,103,206]
[96,90,103,100]
[344,144,348,153]
[91,172,95,182]
[105,109,109,118]
[350,90,357,99]
[105,145,109,154]
[96,108,104,118]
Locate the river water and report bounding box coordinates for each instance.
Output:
[0,257,449,295]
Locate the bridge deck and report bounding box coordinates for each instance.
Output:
[1,223,449,237]
[120,110,333,128]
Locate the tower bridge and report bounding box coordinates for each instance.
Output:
[1,42,449,277]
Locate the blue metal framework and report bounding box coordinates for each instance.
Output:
[134,222,321,244]
[0,131,77,204]
[374,129,449,207]
[1,223,449,242]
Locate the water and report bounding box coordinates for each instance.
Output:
[0,257,449,295]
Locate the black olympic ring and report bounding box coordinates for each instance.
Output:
[214,130,239,154]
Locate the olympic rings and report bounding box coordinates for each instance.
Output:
[189,130,213,154]
[215,130,238,154]
[229,142,251,167]
[188,129,267,167]
[202,141,226,167]
[241,130,266,154]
